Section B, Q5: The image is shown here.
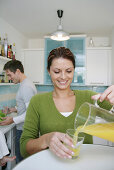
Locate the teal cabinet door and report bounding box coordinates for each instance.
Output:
[44,38,64,84]
[66,37,86,85]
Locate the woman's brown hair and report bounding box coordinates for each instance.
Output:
[47,47,75,70]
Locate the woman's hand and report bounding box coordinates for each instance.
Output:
[92,85,114,105]
[46,132,74,159]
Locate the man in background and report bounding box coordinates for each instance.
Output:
[0,60,37,163]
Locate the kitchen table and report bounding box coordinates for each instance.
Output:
[13,144,114,170]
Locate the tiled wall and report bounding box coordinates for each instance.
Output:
[36,84,108,93]
[0,84,108,110]
[0,85,19,110]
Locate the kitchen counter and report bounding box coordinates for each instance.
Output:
[0,112,17,134]
[0,122,15,134]
[35,83,109,87]
[35,84,108,93]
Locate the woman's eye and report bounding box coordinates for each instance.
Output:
[54,71,59,74]
[67,70,72,73]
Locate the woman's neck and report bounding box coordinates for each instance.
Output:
[53,88,74,98]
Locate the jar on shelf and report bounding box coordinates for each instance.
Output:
[0,74,5,83]
[89,37,94,47]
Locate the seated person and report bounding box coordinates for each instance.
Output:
[0,131,16,166]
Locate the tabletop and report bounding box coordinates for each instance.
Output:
[13,144,114,170]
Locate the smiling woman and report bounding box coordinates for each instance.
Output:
[48,58,74,89]
[20,47,112,160]
[47,47,75,91]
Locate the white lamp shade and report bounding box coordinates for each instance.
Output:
[50,25,70,41]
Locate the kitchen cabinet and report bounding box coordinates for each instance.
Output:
[21,49,44,84]
[44,35,86,84]
[86,47,112,85]
[44,38,64,84]
[66,37,86,85]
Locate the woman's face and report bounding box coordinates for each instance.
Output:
[49,58,74,90]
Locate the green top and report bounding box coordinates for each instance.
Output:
[20,90,111,158]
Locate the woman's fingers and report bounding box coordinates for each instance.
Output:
[49,132,74,159]
[50,137,73,159]
[91,93,101,101]
[91,85,114,105]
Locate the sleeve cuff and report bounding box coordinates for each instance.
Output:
[13,117,20,124]
[15,106,17,110]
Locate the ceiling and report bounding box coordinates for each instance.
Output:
[0,0,114,38]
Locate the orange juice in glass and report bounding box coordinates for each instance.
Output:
[66,129,84,159]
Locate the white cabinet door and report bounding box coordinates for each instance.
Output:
[23,49,44,84]
[86,48,111,85]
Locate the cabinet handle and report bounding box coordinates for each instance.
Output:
[89,82,104,85]
[33,81,39,83]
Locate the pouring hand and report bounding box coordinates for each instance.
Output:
[91,85,114,105]
[46,132,74,159]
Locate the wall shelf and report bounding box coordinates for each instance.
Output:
[0,83,15,86]
[0,56,11,61]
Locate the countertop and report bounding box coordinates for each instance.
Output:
[0,112,17,134]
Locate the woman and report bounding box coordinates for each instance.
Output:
[20,47,113,159]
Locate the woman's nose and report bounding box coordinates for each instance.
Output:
[60,72,66,79]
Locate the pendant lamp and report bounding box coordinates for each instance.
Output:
[50,10,70,41]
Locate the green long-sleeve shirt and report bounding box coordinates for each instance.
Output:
[20,90,111,158]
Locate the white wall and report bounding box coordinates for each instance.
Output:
[28,36,111,49]
[28,39,44,49]
[0,17,28,60]
[86,37,111,47]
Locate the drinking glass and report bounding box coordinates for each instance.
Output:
[66,129,84,159]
